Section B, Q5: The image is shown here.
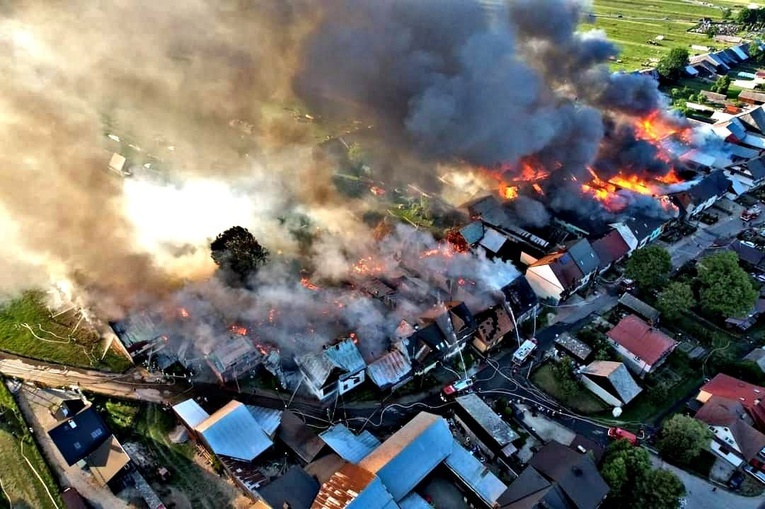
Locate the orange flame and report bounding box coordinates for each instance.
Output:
[500,183,518,200]
[179,308,190,318]
[301,277,320,291]
[230,325,248,336]
[349,332,359,345]
[370,186,386,196]
[353,256,385,276]
[656,169,682,185]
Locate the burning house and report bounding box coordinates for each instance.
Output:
[296,337,367,400]
[406,301,477,375]
[205,330,262,385]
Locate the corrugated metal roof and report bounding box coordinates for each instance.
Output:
[297,351,335,387]
[444,440,507,507]
[172,399,210,429]
[618,293,660,322]
[459,221,484,245]
[398,492,433,509]
[455,393,519,447]
[195,401,273,462]
[320,424,380,464]
[246,405,282,437]
[367,350,412,389]
[311,462,396,509]
[359,412,453,501]
[325,339,366,373]
[479,228,507,253]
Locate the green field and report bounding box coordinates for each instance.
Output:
[0,291,131,372]
[531,364,608,414]
[91,396,240,509]
[0,380,61,509]
[590,0,737,70]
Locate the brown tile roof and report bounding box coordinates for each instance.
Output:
[698,373,765,409]
[696,396,765,461]
[606,315,677,365]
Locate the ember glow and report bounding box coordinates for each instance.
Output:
[229,324,248,336]
[300,278,320,291]
[353,256,385,276]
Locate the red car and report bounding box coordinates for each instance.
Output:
[608,427,638,445]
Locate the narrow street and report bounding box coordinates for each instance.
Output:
[0,353,181,404]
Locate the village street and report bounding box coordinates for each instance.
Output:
[0,353,181,404]
[651,455,765,509]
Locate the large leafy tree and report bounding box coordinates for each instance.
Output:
[657,48,689,83]
[656,414,711,465]
[656,282,695,320]
[601,440,685,509]
[696,252,757,317]
[626,245,672,291]
[211,226,270,283]
[634,469,686,509]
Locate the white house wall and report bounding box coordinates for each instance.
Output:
[525,265,564,303]
[608,340,652,378]
[581,375,622,407]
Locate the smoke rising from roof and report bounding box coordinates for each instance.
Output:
[1,0,687,368]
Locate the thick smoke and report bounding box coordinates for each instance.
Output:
[2,0,689,376]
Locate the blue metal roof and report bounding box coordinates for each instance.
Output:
[172,399,210,429]
[359,413,453,501]
[320,424,380,463]
[399,492,434,509]
[195,401,273,462]
[246,405,283,437]
[444,440,507,507]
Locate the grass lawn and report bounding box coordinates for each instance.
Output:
[0,291,131,372]
[590,0,734,71]
[531,364,608,415]
[0,380,61,509]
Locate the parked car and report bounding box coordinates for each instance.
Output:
[728,471,745,489]
[443,378,474,397]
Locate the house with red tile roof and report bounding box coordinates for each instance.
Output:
[697,373,765,431]
[694,395,765,469]
[606,315,678,378]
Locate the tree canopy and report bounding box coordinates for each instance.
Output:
[657,48,689,83]
[750,43,765,64]
[656,414,711,465]
[210,226,270,283]
[634,469,686,509]
[710,75,731,95]
[601,440,685,509]
[656,282,695,320]
[697,252,757,317]
[626,245,672,291]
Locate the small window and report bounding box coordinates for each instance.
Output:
[73,442,81,450]
[91,428,104,440]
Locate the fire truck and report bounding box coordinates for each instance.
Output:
[512,339,538,366]
[741,205,761,222]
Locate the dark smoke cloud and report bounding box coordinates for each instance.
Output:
[295,0,607,170]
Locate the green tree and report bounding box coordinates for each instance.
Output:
[711,75,731,95]
[737,8,755,24]
[634,469,686,509]
[656,414,711,465]
[210,226,270,284]
[656,282,695,320]
[601,440,652,502]
[696,252,758,317]
[722,7,732,20]
[626,245,672,291]
[657,48,689,83]
[750,43,765,64]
